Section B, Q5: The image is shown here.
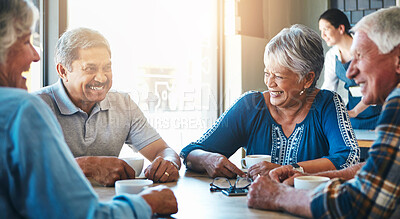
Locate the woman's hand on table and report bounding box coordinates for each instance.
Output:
[247,161,281,179]
[144,156,180,183]
[139,185,178,215]
[269,165,306,186]
[203,153,245,178]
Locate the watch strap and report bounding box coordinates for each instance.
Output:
[291,163,304,173]
[291,163,301,168]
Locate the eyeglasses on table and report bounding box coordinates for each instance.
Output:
[210,177,253,193]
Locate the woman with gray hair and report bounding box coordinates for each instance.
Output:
[180,24,359,179]
[0,0,40,88]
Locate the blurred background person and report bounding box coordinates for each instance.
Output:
[319,8,382,129]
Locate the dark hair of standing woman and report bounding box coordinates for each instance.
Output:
[319,8,351,36]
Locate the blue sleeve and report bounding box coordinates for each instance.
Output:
[320,91,360,169]
[7,95,152,218]
[180,92,257,164]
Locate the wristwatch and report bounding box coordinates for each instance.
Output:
[291,163,304,173]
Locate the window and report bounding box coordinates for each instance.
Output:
[67,0,219,156]
[26,0,42,92]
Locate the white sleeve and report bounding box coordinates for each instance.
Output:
[321,47,340,91]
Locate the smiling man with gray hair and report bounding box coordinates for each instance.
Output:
[247,6,400,218]
[35,28,181,186]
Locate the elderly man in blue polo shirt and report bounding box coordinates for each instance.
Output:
[35,28,181,186]
[247,7,400,218]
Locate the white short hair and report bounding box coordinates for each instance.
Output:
[264,24,324,88]
[0,0,38,64]
[55,28,111,71]
[352,6,400,54]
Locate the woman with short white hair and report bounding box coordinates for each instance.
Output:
[181,24,360,179]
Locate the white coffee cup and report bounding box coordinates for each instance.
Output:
[121,157,144,177]
[241,155,271,169]
[115,179,153,195]
[294,176,330,190]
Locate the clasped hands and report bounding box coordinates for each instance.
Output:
[76,156,180,186]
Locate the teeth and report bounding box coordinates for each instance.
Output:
[271,91,283,94]
[90,86,104,90]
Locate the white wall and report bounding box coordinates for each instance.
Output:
[224,0,329,110]
[263,0,328,39]
[241,35,269,93]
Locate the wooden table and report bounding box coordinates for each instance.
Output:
[358,140,374,148]
[94,169,302,218]
[354,129,376,147]
[353,129,377,161]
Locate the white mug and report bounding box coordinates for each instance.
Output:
[121,157,144,177]
[294,176,330,190]
[241,155,271,169]
[115,179,153,195]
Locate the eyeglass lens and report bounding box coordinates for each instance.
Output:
[212,177,232,189]
[211,177,252,190]
[235,177,252,189]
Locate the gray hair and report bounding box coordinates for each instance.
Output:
[55,27,111,71]
[0,0,38,64]
[351,6,400,54]
[264,24,324,89]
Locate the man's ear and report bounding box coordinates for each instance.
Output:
[56,63,68,81]
[394,45,400,75]
[304,71,315,88]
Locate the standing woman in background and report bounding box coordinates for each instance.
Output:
[319,8,381,130]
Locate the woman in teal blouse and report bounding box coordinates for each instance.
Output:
[180,24,360,179]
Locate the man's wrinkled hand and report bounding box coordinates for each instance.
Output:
[269,165,306,186]
[76,156,136,186]
[140,185,178,215]
[247,175,287,211]
[144,157,180,183]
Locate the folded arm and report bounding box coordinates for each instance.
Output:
[270,162,365,186]
[348,101,370,118]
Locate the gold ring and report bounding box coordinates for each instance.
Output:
[164,172,170,177]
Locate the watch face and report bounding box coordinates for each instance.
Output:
[292,163,300,168]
